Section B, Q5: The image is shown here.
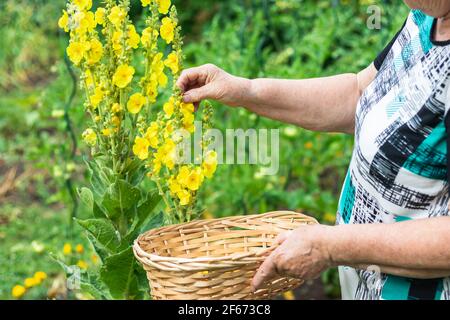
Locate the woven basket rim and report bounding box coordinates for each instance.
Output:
[133,211,317,266]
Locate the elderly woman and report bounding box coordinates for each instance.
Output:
[177,0,450,300]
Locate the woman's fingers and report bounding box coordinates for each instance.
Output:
[183,83,214,103]
[251,251,278,291]
[176,64,214,92]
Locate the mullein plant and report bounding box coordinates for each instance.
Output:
[57,0,217,299]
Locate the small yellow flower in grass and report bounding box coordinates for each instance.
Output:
[113,64,135,88]
[156,0,171,14]
[82,128,97,146]
[108,6,126,28]
[91,254,99,264]
[177,189,191,206]
[34,271,47,282]
[141,0,151,7]
[164,52,179,74]
[127,93,146,114]
[67,41,87,65]
[304,141,313,149]
[186,167,204,191]
[133,137,151,160]
[160,17,175,44]
[283,290,295,300]
[12,285,26,299]
[77,260,88,270]
[63,243,72,255]
[24,277,38,288]
[75,244,84,254]
[95,7,106,25]
[58,10,69,32]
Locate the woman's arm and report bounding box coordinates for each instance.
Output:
[177,63,377,133]
[251,217,450,290]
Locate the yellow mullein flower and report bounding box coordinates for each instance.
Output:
[11,285,26,299]
[177,189,191,206]
[95,7,106,25]
[87,38,103,65]
[58,10,69,32]
[63,243,72,255]
[111,103,122,113]
[152,158,162,174]
[102,128,112,136]
[176,166,190,186]
[82,128,97,146]
[145,122,159,148]
[112,30,123,53]
[164,52,179,74]
[111,116,121,127]
[160,17,175,44]
[158,72,168,88]
[141,27,158,47]
[202,150,218,178]
[133,136,151,160]
[75,244,84,254]
[156,0,171,14]
[108,6,126,27]
[127,93,146,114]
[186,167,204,191]
[77,260,88,270]
[67,41,87,65]
[183,112,195,132]
[84,69,94,87]
[141,0,152,7]
[127,25,140,49]
[79,11,97,33]
[24,277,38,288]
[73,0,92,10]
[113,64,135,88]
[90,87,104,108]
[34,271,47,282]
[180,102,194,114]
[168,176,181,194]
[163,98,174,118]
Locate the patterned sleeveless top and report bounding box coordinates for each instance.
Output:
[337,10,450,300]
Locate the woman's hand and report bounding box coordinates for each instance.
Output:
[251,224,333,291]
[176,64,250,107]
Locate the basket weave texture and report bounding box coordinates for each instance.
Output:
[133,211,318,300]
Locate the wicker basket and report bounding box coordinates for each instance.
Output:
[133,211,318,300]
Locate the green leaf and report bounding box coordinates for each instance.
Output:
[78,187,107,219]
[100,247,139,299]
[101,179,141,220]
[78,187,93,208]
[76,218,120,251]
[141,211,164,232]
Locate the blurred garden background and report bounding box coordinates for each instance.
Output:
[0,0,408,299]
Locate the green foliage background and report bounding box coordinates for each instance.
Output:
[0,0,408,299]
